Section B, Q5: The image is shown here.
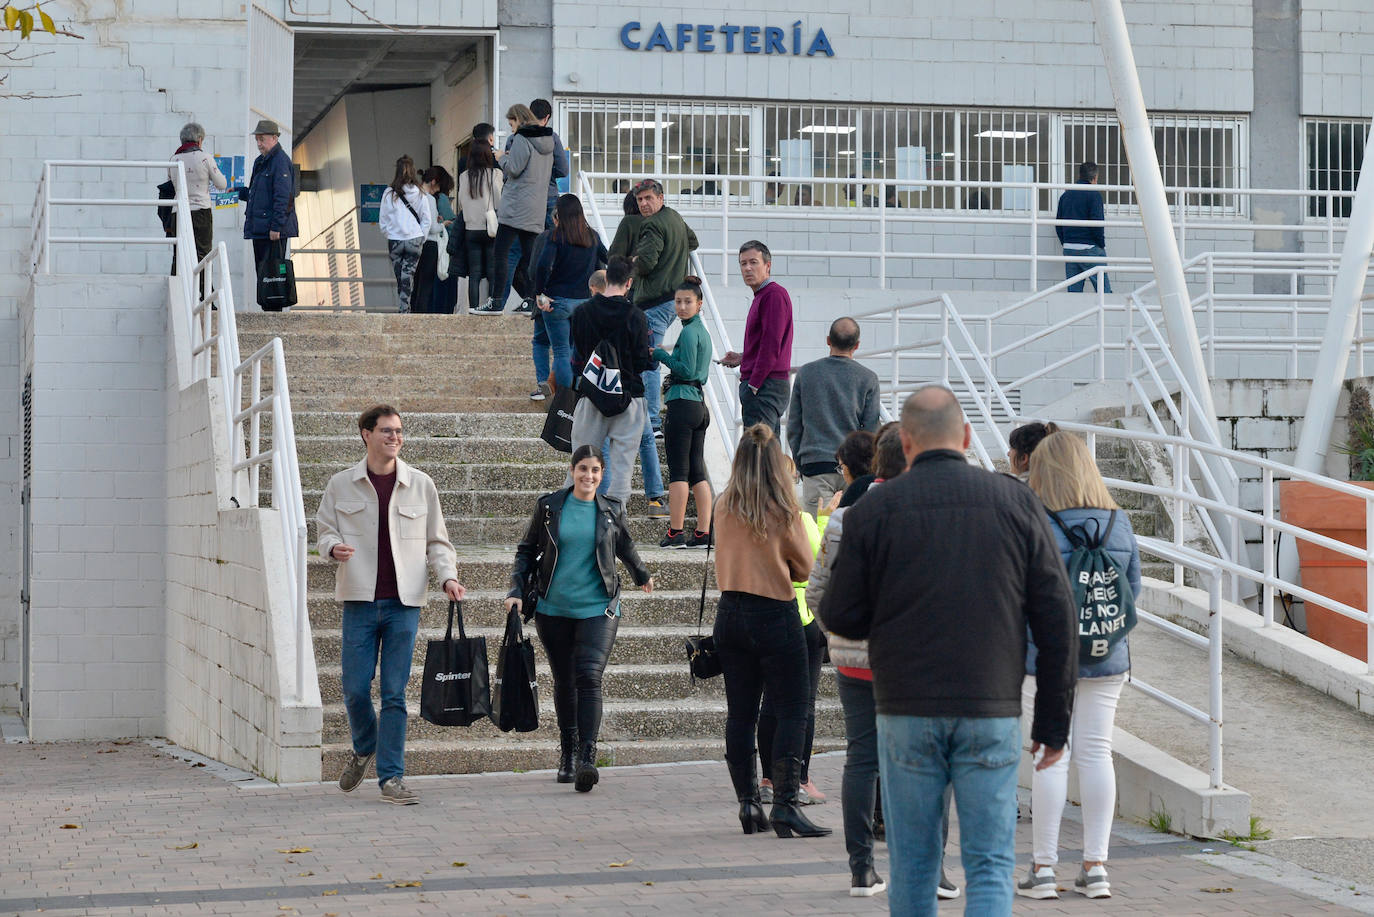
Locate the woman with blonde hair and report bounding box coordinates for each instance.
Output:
[713,424,830,839]
[1017,431,1140,902]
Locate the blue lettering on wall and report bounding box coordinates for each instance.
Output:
[617,21,836,56]
[645,22,673,51]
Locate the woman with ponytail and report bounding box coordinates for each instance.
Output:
[652,275,714,548]
[712,424,831,839]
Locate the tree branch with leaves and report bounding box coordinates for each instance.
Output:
[2,2,83,100]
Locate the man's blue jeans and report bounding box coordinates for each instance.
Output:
[877,714,1021,917]
[532,296,576,389]
[341,599,421,785]
[1064,245,1112,293]
[641,301,677,431]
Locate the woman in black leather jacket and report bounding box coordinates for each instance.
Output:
[505,445,653,791]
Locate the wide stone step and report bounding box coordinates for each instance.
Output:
[293,434,669,467]
[241,331,533,357]
[320,736,847,777]
[319,697,847,745]
[294,463,651,495]
[303,512,700,546]
[290,394,545,413]
[282,376,544,402]
[314,624,710,669]
[309,589,717,630]
[315,661,837,705]
[287,411,547,438]
[308,549,718,591]
[236,312,539,335]
[263,353,535,379]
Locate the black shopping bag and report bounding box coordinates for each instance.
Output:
[420,601,491,727]
[256,240,297,311]
[540,386,577,453]
[491,609,539,733]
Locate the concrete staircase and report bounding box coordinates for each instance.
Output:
[237,312,843,779]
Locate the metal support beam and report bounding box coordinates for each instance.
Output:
[1090,0,1221,442]
[1293,124,1374,474]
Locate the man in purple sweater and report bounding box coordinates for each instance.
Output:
[721,240,793,435]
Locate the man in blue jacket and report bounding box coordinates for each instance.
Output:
[1055,161,1111,293]
[236,119,298,305]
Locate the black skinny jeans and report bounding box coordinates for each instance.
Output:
[713,591,810,774]
[663,398,710,485]
[758,617,826,782]
[534,612,619,745]
[412,240,438,314]
[491,224,539,304]
[463,229,494,312]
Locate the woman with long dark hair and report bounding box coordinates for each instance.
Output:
[713,424,830,839]
[456,143,503,313]
[378,155,431,312]
[652,275,714,548]
[530,194,608,398]
[476,104,555,313]
[506,445,653,792]
[424,165,459,313]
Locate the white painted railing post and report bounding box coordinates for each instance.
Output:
[1262,468,1274,628]
[1207,570,1224,789]
[1029,204,1038,291]
[721,177,730,288]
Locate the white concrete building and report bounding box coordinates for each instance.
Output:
[0,0,1369,750]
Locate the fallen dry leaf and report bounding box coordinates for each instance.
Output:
[607,858,633,868]
[276,847,312,854]
[97,749,118,754]
[277,908,295,913]
[643,881,654,886]
[451,861,467,868]
[1202,887,1234,894]
[370,873,383,879]
[322,890,338,896]
[387,880,422,888]
[191,761,206,767]
[296,871,314,877]
[59,824,80,830]
[167,842,198,850]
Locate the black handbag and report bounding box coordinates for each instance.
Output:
[540,386,577,453]
[491,608,540,732]
[684,539,722,682]
[256,239,297,311]
[420,601,491,727]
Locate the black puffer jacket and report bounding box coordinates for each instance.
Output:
[508,488,650,604]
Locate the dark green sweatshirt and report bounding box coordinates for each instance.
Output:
[652,312,712,402]
[630,205,698,309]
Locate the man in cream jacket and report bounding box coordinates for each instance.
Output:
[316,405,466,805]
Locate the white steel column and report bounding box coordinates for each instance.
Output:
[1293,124,1374,473]
[1090,0,1220,439]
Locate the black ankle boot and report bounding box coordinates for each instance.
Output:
[770,756,832,838]
[574,741,599,793]
[557,729,578,784]
[726,757,769,835]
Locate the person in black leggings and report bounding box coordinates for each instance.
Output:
[507,445,652,791]
[652,276,715,548]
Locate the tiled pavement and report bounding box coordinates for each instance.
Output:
[1,739,1369,917]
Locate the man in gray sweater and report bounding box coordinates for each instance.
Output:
[787,317,882,512]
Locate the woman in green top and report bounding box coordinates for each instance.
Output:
[506,445,652,792]
[652,276,715,548]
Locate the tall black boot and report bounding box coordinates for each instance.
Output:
[557,729,578,784]
[770,756,832,838]
[726,757,770,835]
[574,741,599,793]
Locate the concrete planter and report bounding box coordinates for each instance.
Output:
[1278,480,1374,662]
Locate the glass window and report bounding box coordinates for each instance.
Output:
[1306,118,1367,218]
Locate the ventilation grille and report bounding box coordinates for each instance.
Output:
[325,227,342,310]
[22,372,32,481]
[343,219,363,310]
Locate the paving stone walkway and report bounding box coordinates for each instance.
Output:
[3,739,1370,916]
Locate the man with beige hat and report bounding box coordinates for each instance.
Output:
[233,119,298,306]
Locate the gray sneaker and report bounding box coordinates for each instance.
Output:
[1015,865,1058,899]
[380,776,419,805]
[338,750,374,793]
[1074,864,1111,898]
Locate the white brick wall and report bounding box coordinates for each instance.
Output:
[1300,1,1374,116]
[551,0,1255,112]
[22,275,169,740]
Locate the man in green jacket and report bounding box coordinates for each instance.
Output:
[627,178,699,437]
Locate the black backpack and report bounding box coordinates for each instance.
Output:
[1048,510,1136,664]
[156,180,176,234]
[577,336,633,416]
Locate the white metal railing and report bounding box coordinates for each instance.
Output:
[32,159,312,704]
[579,170,1355,292]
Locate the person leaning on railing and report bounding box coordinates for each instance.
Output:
[169,121,226,277]
[1017,431,1140,902]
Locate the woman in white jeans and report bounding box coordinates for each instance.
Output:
[1017,431,1140,902]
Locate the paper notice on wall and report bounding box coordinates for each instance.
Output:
[214,155,245,208]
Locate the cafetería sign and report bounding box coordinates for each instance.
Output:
[619,20,835,57]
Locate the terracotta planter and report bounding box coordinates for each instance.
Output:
[1278,479,1374,661]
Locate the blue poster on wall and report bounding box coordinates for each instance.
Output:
[213,155,245,209]
[360,184,387,223]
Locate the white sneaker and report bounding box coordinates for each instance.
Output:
[1074,864,1111,898]
[1015,865,1059,899]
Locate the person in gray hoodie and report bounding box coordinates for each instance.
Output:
[476,103,555,314]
